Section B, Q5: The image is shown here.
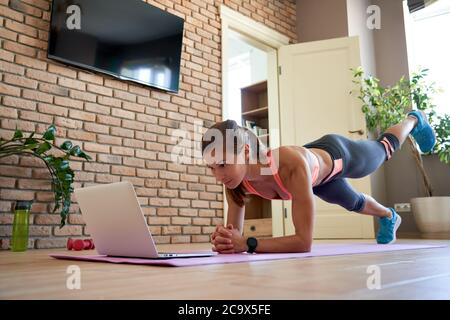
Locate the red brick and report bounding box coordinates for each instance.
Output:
[53,96,83,109]
[105,78,128,90]
[113,89,136,102]
[84,162,110,173]
[67,130,96,142]
[35,238,66,249]
[199,209,216,217]
[24,69,55,85]
[162,226,181,235]
[136,168,157,177]
[153,236,170,244]
[0,189,34,200]
[98,96,121,107]
[85,102,110,115]
[18,34,46,49]
[24,15,48,30]
[17,179,51,190]
[0,82,21,97]
[3,40,36,57]
[0,27,18,41]
[21,0,50,10]
[148,226,161,235]
[192,235,210,243]
[84,122,109,134]
[69,109,96,122]
[86,83,113,96]
[0,106,18,119]
[95,174,121,184]
[128,85,149,97]
[20,110,53,123]
[183,226,201,234]
[137,96,159,107]
[158,189,178,198]
[97,154,122,164]
[193,217,211,226]
[172,217,192,225]
[0,48,15,62]
[69,89,97,102]
[150,198,170,207]
[37,103,68,116]
[122,101,145,113]
[135,131,157,142]
[68,214,86,225]
[0,164,32,178]
[37,84,65,97]
[77,71,103,85]
[83,142,110,153]
[48,63,77,78]
[111,108,135,120]
[58,76,86,91]
[171,235,190,243]
[146,179,166,188]
[0,60,25,75]
[97,134,122,146]
[148,217,171,225]
[2,6,24,21]
[22,89,53,103]
[136,149,156,160]
[157,207,178,216]
[111,165,135,176]
[122,119,145,131]
[123,138,145,148]
[53,225,83,236]
[0,177,16,188]
[111,127,134,138]
[96,114,120,126]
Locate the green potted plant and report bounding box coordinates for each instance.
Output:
[0,124,92,227]
[352,67,450,236]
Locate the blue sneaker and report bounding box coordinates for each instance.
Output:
[407,110,436,153]
[376,208,402,244]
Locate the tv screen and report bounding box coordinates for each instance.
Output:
[48,0,184,93]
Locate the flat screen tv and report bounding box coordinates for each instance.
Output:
[48,0,184,93]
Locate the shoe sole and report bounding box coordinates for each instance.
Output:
[386,214,402,244]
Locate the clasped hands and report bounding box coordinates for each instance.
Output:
[210,224,247,254]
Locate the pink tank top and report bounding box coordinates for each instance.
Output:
[241,149,343,200]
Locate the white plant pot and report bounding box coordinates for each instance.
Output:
[411,197,450,236]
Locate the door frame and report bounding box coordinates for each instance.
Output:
[220,5,290,236]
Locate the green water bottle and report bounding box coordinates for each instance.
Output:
[11,200,33,252]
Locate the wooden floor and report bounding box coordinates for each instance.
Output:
[1,239,450,299]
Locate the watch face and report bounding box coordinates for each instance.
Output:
[248,237,257,247]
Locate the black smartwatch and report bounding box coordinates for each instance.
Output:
[246,237,258,254]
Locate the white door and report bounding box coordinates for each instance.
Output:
[278,36,374,239]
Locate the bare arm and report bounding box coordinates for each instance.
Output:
[253,155,314,253]
[224,190,245,234]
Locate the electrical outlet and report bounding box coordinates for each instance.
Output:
[394,203,411,212]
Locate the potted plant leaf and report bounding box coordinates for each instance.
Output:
[352,67,450,236]
[0,124,92,227]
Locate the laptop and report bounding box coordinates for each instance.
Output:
[74,181,216,259]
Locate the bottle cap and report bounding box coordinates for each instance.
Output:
[14,200,33,211]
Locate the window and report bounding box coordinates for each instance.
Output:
[404,0,450,116]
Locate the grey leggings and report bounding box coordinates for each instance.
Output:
[303,133,400,212]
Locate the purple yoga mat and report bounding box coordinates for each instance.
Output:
[49,243,445,267]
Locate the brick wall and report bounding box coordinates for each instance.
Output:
[0,0,297,249]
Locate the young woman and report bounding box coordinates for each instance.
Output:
[202,111,435,254]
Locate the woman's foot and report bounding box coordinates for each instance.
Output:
[376,208,402,244]
[407,110,436,153]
